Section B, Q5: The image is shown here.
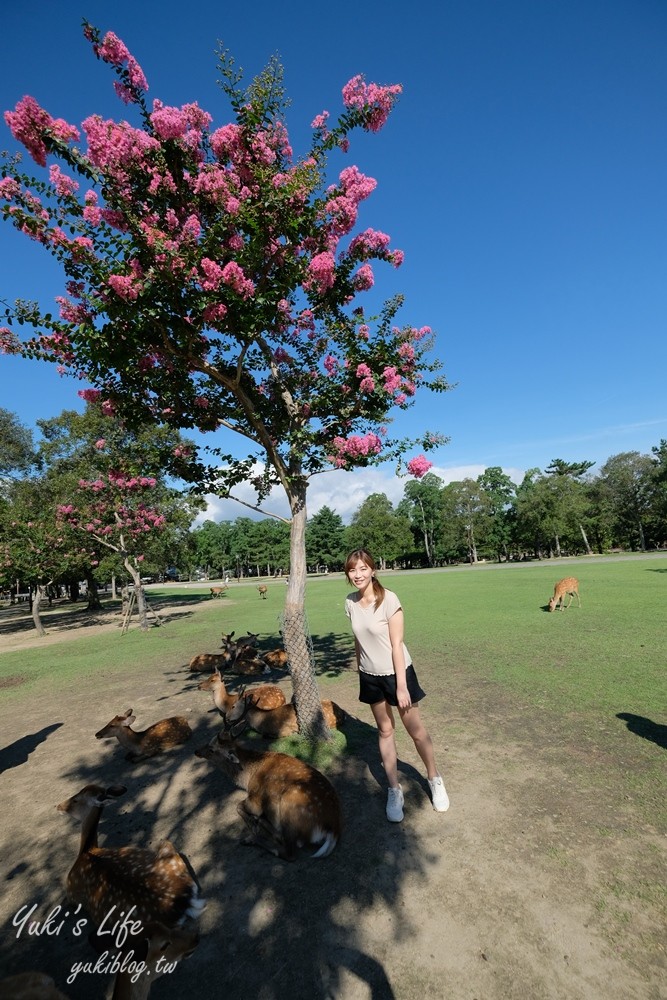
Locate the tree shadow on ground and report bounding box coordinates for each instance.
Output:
[616,712,667,750]
[0,663,437,999]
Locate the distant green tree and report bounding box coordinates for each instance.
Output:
[249,518,291,576]
[401,473,443,566]
[476,467,515,561]
[193,520,235,578]
[442,479,489,564]
[596,452,654,551]
[344,493,413,567]
[306,506,346,570]
[0,408,37,480]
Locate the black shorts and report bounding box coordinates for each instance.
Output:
[358,664,426,706]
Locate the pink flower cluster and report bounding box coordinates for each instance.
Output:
[96,31,148,96]
[330,432,383,467]
[220,261,254,299]
[304,252,336,294]
[5,96,79,167]
[150,100,212,144]
[342,75,402,132]
[49,165,79,198]
[406,455,433,478]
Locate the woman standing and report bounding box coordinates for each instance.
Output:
[344,549,449,822]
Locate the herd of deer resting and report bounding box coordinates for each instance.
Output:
[4,580,581,998]
[2,628,346,1000]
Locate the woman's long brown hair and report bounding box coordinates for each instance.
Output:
[345,549,386,610]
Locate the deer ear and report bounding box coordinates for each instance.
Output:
[225,750,240,764]
[105,784,127,799]
[124,708,133,717]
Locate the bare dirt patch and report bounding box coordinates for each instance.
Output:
[0,607,665,999]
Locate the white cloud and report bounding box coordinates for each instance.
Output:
[195,460,525,525]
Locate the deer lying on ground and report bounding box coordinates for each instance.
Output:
[257,585,268,599]
[198,669,287,714]
[226,691,346,739]
[95,709,192,761]
[209,585,228,598]
[57,784,206,932]
[194,721,341,860]
[110,921,199,1000]
[260,648,289,671]
[548,577,581,611]
[189,650,233,673]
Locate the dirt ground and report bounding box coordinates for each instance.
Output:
[0,599,665,1000]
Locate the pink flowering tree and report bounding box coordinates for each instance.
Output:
[0,24,449,737]
[57,471,166,631]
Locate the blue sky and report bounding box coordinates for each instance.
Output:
[1,0,666,522]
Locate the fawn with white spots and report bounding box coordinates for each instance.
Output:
[548,577,581,612]
[95,710,192,761]
[195,722,342,860]
[57,784,206,934]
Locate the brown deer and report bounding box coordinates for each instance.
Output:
[110,921,199,1000]
[57,784,206,930]
[260,648,289,671]
[198,669,286,714]
[189,650,233,673]
[257,584,268,599]
[95,709,192,761]
[194,723,341,860]
[226,692,346,739]
[548,577,581,611]
[209,585,228,598]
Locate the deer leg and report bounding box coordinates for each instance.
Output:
[236,801,294,860]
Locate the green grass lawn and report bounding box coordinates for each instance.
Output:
[2,558,665,823]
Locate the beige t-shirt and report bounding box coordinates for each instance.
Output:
[345,589,412,676]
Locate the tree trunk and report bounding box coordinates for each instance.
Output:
[111,574,118,600]
[282,482,329,742]
[123,559,149,631]
[638,521,646,552]
[579,524,593,555]
[31,584,48,637]
[85,572,103,611]
[554,534,562,558]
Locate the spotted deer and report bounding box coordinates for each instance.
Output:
[226,692,346,739]
[57,784,206,931]
[195,722,341,860]
[548,577,581,612]
[110,921,200,1000]
[95,709,192,761]
[198,669,286,715]
[260,648,289,671]
[189,650,233,673]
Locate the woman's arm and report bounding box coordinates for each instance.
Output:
[388,609,411,710]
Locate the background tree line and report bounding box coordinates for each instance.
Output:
[2,407,666,605]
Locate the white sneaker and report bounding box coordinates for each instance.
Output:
[386,785,404,822]
[428,775,450,812]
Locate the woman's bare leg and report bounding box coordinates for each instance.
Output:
[370,700,399,786]
[398,703,439,780]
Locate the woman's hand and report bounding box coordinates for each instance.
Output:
[396,684,412,711]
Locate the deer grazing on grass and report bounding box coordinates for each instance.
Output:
[226,691,346,739]
[548,577,581,612]
[194,722,341,860]
[57,784,206,931]
[198,669,287,715]
[95,709,192,761]
[257,584,268,599]
[109,921,199,1000]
